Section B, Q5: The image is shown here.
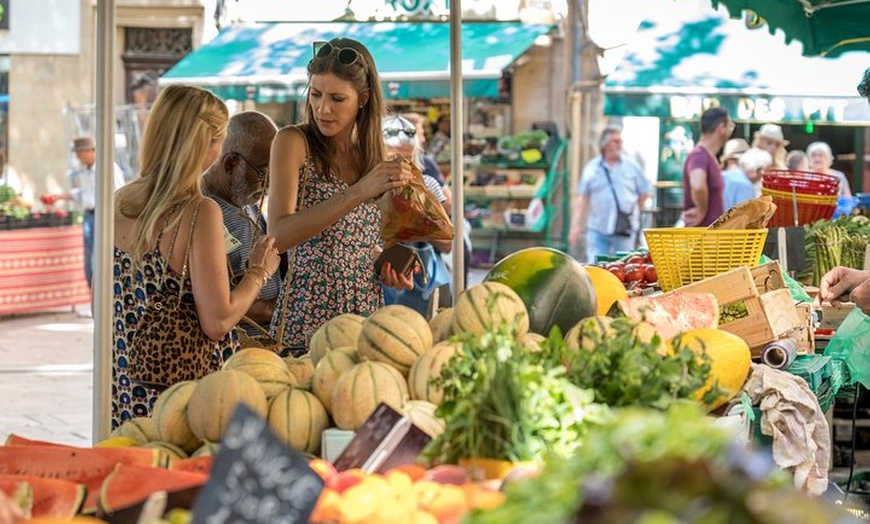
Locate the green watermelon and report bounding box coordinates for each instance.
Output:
[484,247,597,336]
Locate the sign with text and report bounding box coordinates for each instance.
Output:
[0,0,8,30]
[191,404,324,524]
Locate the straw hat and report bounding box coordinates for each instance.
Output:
[721,138,750,163]
[754,124,790,146]
[71,136,95,152]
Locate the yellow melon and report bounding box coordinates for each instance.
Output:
[429,308,454,343]
[584,265,629,316]
[407,341,462,405]
[358,305,433,375]
[331,361,410,431]
[564,315,615,352]
[223,347,297,399]
[284,355,315,390]
[267,388,329,455]
[187,370,268,443]
[151,380,201,453]
[110,416,159,445]
[402,400,446,439]
[308,313,365,365]
[451,282,529,337]
[312,347,360,414]
[673,328,751,412]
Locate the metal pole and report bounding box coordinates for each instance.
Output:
[449,0,465,298]
[93,0,116,443]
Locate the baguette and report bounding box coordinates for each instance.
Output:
[707,195,777,230]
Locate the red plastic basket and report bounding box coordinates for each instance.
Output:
[761,187,837,227]
[762,169,840,196]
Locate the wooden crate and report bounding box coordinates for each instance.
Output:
[670,260,803,353]
[777,302,815,357]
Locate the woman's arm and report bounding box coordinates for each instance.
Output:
[188,199,279,340]
[267,128,412,252]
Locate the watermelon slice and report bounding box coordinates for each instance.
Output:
[169,456,213,475]
[98,464,208,515]
[0,478,32,518]
[618,291,719,340]
[0,474,85,518]
[0,445,161,514]
[4,434,75,447]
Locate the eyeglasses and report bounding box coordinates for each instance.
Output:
[232,153,268,181]
[383,127,416,139]
[313,41,361,66]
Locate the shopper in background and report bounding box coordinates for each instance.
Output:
[202,111,282,335]
[807,141,852,196]
[428,113,451,163]
[681,107,733,227]
[112,85,280,427]
[723,147,772,210]
[64,136,127,290]
[786,149,810,171]
[860,67,870,102]
[569,125,650,264]
[720,138,749,173]
[267,38,414,351]
[403,112,446,187]
[752,123,789,169]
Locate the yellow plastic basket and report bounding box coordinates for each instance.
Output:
[643,228,769,291]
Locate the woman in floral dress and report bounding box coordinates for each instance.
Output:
[268,38,414,350]
[111,85,280,428]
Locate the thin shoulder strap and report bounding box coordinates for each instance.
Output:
[179,200,203,282]
[274,151,309,346]
[600,160,627,214]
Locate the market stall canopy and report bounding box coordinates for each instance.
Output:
[604,0,870,124]
[159,21,555,102]
[711,0,870,57]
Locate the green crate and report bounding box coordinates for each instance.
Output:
[786,354,833,393]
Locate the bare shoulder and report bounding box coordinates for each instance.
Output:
[274,125,307,151]
[193,197,222,226]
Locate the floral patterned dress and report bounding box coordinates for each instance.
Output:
[111,230,238,430]
[271,157,383,350]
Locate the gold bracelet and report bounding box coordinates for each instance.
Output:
[246,266,270,288]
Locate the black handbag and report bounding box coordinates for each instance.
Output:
[602,162,634,237]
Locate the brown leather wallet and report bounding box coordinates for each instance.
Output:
[375,244,419,278]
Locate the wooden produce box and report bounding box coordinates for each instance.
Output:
[670,261,803,356]
[781,302,815,355]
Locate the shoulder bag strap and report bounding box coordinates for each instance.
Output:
[176,200,203,303]
[600,160,628,214]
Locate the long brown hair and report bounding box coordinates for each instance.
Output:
[302,38,386,178]
[118,85,228,260]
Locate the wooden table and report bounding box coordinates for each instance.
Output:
[0,225,90,315]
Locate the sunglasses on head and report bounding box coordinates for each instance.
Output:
[383,127,416,139]
[313,41,361,66]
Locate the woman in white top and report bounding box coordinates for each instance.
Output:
[807,141,852,196]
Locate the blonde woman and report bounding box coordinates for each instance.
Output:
[112,85,280,427]
[268,38,413,351]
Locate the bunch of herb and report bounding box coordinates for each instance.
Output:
[421,320,609,466]
[559,316,725,410]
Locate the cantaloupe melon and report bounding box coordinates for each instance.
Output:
[141,441,189,464]
[331,361,410,431]
[429,308,454,343]
[358,305,433,375]
[308,313,365,365]
[110,417,159,445]
[151,381,201,454]
[312,347,360,414]
[284,355,315,390]
[452,282,529,337]
[267,388,329,455]
[564,316,615,352]
[186,370,268,443]
[223,347,297,399]
[401,400,445,439]
[407,341,462,405]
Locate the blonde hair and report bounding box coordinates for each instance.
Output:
[118,84,228,260]
[303,38,386,178]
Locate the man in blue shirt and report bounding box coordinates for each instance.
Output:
[569,126,651,264]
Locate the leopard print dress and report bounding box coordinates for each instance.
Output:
[270,156,384,350]
[111,240,238,430]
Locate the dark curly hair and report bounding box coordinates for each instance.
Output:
[859,67,870,100]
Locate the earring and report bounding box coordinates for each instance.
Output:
[359,105,364,109]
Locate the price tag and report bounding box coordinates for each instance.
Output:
[190,403,324,524]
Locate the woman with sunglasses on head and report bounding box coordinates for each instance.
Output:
[267,38,414,351]
[112,85,280,428]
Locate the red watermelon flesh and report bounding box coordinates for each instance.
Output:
[4,434,75,447]
[0,445,161,514]
[0,478,32,517]
[618,292,719,340]
[99,464,208,515]
[0,474,85,518]
[169,456,213,475]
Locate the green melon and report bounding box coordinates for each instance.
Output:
[485,247,597,336]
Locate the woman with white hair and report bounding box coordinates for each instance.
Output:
[807,141,852,196]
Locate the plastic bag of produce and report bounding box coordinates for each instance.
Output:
[376,157,454,248]
[824,307,870,390]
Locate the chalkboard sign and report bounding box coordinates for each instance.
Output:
[190,403,324,524]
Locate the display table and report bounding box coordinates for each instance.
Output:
[0,225,90,315]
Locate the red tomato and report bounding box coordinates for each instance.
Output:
[643,252,653,264]
[608,266,626,282]
[625,255,646,266]
[644,264,658,283]
[623,264,645,283]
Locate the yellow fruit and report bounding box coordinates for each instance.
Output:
[584,265,629,316]
[564,315,615,352]
[634,321,670,356]
[95,436,137,448]
[674,328,751,412]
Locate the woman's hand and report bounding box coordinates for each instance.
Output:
[249,235,281,276]
[354,157,413,201]
[380,261,415,291]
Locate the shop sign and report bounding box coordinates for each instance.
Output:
[0,0,8,31]
[666,94,860,123]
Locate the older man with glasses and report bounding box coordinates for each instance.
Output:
[202,111,282,335]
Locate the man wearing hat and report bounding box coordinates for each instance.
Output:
[64,136,126,290]
[720,138,752,211]
[752,123,789,169]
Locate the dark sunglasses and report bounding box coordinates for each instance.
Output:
[383,127,416,139]
[313,41,361,66]
[232,152,268,181]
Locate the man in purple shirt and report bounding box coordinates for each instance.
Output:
[682,107,735,227]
